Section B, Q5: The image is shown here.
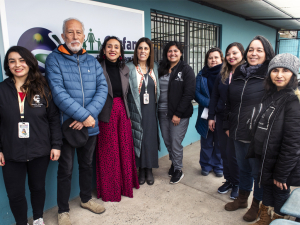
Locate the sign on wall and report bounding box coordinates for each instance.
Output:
[0,0,144,77]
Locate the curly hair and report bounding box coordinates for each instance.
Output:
[97,36,125,69]
[4,46,51,107]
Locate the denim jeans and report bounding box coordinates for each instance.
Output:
[234,140,263,201]
[57,136,97,213]
[200,126,223,173]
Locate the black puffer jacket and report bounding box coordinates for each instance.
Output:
[247,89,300,187]
[223,62,269,141]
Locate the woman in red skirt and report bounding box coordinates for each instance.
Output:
[96,36,139,202]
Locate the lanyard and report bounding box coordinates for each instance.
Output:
[18,94,26,122]
[138,64,149,93]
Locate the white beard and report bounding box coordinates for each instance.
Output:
[66,41,83,53]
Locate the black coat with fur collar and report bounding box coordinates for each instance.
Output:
[247,89,300,187]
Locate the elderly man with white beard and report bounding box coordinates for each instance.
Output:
[45,18,108,225]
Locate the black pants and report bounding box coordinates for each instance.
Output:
[216,114,239,185]
[2,156,50,225]
[263,184,290,215]
[57,136,97,213]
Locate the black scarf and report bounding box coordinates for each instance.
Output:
[202,63,222,95]
[240,63,263,79]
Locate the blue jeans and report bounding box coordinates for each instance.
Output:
[200,128,223,173]
[234,140,263,201]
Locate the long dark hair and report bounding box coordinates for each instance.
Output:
[244,35,275,63]
[133,37,154,69]
[158,41,184,77]
[265,70,298,94]
[4,46,51,107]
[97,36,125,69]
[204,47,224,67]
[220,42,245,84]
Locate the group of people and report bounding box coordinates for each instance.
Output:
[0,17,299,225]
[196,35,300,224]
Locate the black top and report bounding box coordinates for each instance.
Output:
[166,60,196,118]
[0,78,62,162]
[223,62,269,141]
[208,73,229,120]
[247,89,300,187]
[105,58,122,98]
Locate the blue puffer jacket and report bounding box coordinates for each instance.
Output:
[45,45,108,136]
[195,70,210,138]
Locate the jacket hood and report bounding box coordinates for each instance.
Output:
[294,88,300,101]
[57,44,86,55]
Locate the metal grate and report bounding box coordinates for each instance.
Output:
[151,12,220,74]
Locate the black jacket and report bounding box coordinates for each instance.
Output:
[0,78,62,162]
[247,89,300,187]
[166,61,196,118]
[208,74,229,120]
[223,63,268,141]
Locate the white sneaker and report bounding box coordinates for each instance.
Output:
[33,218,45,225]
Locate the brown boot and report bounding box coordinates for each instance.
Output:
[250,204,272,225]
[271,212,285,221]
[225,190,250,211]
[243,198,260,222]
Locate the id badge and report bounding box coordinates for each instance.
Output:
[143,93,149,104]
[18,122,30,138]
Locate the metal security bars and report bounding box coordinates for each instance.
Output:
[151,12,220,74]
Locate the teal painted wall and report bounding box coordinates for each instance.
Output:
[0,1,276,224]
[95,0,277,52]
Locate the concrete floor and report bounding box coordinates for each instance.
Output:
[33,141,295,225]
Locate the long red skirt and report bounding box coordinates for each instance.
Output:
[96,97,139,202]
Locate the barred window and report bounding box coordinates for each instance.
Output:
[151,11,220,75]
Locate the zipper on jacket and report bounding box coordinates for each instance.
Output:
[234,77,264,140]
[235,79,248,140]
[258,97,289,188]
[77,56,85,107]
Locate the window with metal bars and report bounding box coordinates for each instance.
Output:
[151,11,220,75]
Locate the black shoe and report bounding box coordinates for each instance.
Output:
[230,185,239,199]
[139,168,145,185]
[146,168,154,185]
[218,180,232,194]
[168,163,174,177]
[170,170,184,184]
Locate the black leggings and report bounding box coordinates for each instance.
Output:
[2,156,50,225]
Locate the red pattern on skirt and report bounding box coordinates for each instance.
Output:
[96,97,139,202]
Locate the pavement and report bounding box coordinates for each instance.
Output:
[33,140,297,225]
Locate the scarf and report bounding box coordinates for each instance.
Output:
[202,63,222,95]
[240,63,263,79]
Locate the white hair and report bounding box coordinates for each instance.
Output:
[62,17,85,34]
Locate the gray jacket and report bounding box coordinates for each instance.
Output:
[126,62,160,157]
[98,61,130,122]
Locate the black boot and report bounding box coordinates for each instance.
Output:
[139,168,145,185]
[146,168,154,185]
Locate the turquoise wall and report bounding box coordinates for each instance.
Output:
[0,1,276,224]
[96,0,277,52]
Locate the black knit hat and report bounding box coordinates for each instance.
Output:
[62,118,89,148]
